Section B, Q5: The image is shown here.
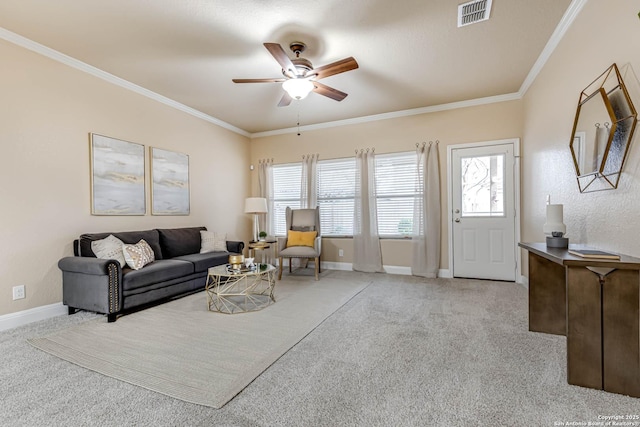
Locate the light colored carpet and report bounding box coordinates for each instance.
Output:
[28,276,370,409]
[3,270,639,426]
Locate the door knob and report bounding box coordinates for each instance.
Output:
[454,209,460,214]
[455,218,460,223]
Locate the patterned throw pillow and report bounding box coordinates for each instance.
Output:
[200,231,228,253]
[91,234,126,267]
[122,239,155,270]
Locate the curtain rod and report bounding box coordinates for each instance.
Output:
[355,148,375,154]
[266,143,439,166]
[416,140,440,148]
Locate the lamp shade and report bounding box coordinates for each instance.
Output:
[244,197,267,214]
[282,78,314,100]
[542,204,566,236]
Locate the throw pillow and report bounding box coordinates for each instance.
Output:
[91,234,126,267]
[122,239,155,270]
[200,231,228,253]
[286,230,318,248]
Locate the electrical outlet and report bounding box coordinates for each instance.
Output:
[339,249,344,257]
[13,285,25,300]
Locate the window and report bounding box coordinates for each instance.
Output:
[375,152,420,237]
[460,154,504,217]
[271,163,301,236]
[270,151,420,238]
[317,158,356,236]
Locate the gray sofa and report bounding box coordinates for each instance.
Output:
[58,226,244,322]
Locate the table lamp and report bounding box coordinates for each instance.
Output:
[244,197,268,243]
[543,200,568,248]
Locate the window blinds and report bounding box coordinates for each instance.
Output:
[270,151,421,237]
[375,152,421,236]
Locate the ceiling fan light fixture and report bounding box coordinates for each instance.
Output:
[282,78,314,100]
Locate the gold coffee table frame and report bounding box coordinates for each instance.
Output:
[205,263,276,314]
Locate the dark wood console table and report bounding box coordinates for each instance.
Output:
[519,242,640,397]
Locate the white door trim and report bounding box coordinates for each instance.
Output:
[447,138,522,282]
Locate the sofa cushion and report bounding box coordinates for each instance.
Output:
[80,230,163,260]
[157,227,206,259]
[122,259,194,291]
[173,252,229,273]
[279,245,319,257]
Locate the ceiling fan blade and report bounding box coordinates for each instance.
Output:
[232,78,285,83]
[264,43,297,77]
[312,81,348,102]
[277,92,293,107]
[309,57,358,80]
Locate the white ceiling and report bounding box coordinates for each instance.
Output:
[0,0,573,135]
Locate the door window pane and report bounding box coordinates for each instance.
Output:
[460,154,505,217]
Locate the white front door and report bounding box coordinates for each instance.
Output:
[450,142,517,281]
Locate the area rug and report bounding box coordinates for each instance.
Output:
[29,276,370,408]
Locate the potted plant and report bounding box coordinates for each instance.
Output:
[258,231,267,241]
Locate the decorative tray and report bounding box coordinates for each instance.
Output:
[226,265,257,274]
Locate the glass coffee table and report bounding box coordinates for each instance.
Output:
[205,263,276,314]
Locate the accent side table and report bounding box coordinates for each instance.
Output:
[519,242,640,398]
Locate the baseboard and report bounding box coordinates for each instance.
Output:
[518,275,529,289]
[0,302,67,332]
[321,261,352,271]
[322,261,451,278]
[438,269,453,278]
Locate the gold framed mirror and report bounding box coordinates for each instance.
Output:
[569,64,638,192]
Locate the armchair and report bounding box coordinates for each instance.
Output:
[277,207,322,280]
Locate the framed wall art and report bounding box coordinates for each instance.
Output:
[90,133,146,215]
[150,147,190,215]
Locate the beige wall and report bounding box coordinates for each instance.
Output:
[0,40,251,316]
[521,0,640,272]
[7,0,633,318]
[250,100,524,270]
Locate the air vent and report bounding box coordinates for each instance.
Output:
[457,0,493,27]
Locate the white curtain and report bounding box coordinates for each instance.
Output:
[412,141,441,278]
[301,154,318,208]
[258,159,273,237]
[353,149,384,273]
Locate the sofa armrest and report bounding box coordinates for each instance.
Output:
[58,256,120,275]
[226,240,244,254]
[58,256,122,316]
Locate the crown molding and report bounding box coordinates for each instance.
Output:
[2,0,585,139]
[250,92,522,138]
[254,0,587,139]
[518,0,588,97]
[0,27,250,138]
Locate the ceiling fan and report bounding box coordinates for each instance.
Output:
[232,42,359,107]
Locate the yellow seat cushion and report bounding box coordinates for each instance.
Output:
[286,230,318,248]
